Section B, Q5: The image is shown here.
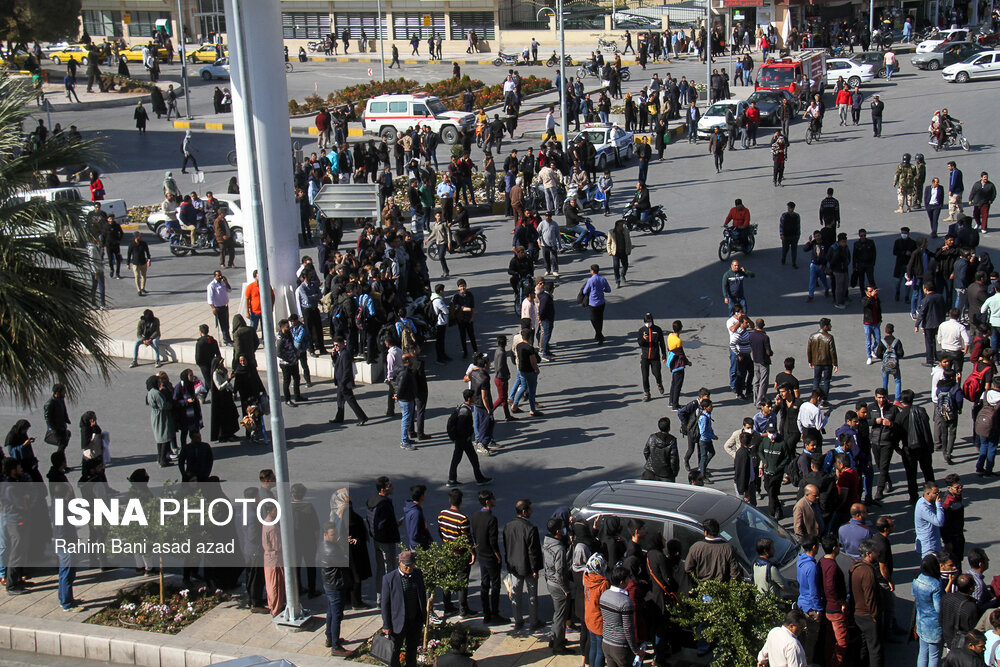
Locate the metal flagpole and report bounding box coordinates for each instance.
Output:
[377,0,386,82]
[559,0,567,152]
[176,0,192,119]
[706,0,712,103]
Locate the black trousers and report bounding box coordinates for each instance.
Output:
[590,303,606,341]
[435,324,447,361]
[107,244,122,276]
[873,443,894,495]
[335,385,366,420]
[856,264,876,294]
[684,428,699,471]
[303,307,325,353]
[449,437,485,482]
[856,614,884,667]
[669,369,684,407]
[714,151,724,171]
[772,162,784,184]
[901,447,935,503]
[442,565,472,612]
[246,560,266,606]
[281,364,301,401]
[157,440,173,467]
[640,357,663,394]
[851,107,862,124]
[479,559,501,618]
[411,396,426,436]
[735,353,753,397]
[391,623,422,667]
[542,247,559,274]
[923,327,938,365]
[213,305,231,343]
[457,321,477,355]
[781,236,798,265]
[219,238,235,266]
[385,381,397,416]
[763,472,784,519]
[872,116,883,137]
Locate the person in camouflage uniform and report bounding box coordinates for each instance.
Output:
[894,153,916,213]
[912,153,927,209]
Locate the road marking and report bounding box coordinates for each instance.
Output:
[172,120,191,129]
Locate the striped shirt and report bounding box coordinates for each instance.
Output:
[437,508,471,543]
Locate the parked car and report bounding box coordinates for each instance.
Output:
[199,58,230,81]
[850,50,903,78]
[121,44,170,62]
[744,89,799,127]
[915,28,970,53]
[146,194,244,246]
[570,479,800,583]
[48,44,91,65]
[572,123,635,170]
[942,49,1000,82]
[187,43,228,63]
[362,93,475,144]
[911,40,985,70]
[825,57,875,87]
[696,98,744,139]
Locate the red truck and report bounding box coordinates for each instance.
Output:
[755,49,827,100]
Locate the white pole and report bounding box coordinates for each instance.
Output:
[706,1,712,102]
[377,0,386,82]
[870,0,875,34]
[224,0,308,627]
[559,0,567,152]
[177,0,192,119]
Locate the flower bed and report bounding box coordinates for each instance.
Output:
[288,74,551,115]
[349,623,489,665]
[86,582,227,634]
[128,204,154,226]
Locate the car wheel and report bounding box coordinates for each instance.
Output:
[927,59,941,71]
[877,67,886,78]
[51,56,61,64]
[201,70,212,81]
[440,126,459,144]
[848,76,861,88]
[956,71,970,83]
[379,126,398,142]
[598,155,607,172]
[81,57,88,66]
[231,226,244,247]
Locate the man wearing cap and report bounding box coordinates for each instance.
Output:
[637,313,666,402]
[381,551,427,667]
[807,319,838,403]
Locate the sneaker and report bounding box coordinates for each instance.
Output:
[446,480,462,487]
[552,271,559,277]
[834,303,846,309]
[400,443,415,451]
[642,393,651,402]
[474,442,492,456]
[476,477,494,486]
[866,357,873,365]
[129,361,139,368]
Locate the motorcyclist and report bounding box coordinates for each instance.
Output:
[937,107,962,150]
[571,165,590,205]
[723,198,751,249]
[507,246,535,302]
[563,197,587,245]
[631,181,652,223]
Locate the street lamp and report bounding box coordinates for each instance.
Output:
[537,2,567,152]
[176,0,192,119]
[377,0,386,82]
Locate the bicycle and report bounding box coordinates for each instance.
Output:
[285,61,293,72]
[227,149,238,167]
[804,117,821,144]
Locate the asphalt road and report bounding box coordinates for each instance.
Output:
[7,53,1000,654]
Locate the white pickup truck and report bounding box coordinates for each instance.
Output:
[12,187,128,223]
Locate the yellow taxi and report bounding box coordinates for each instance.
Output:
[121,44,170,62]
[187,43,227,63]
[0,49,31,69]
[48,44,92,65]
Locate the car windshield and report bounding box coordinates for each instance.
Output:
[719,503,798,568]
[962,52,988,63]
[705,103,735,116]
[577,130,607,144]
[756,66,797,86]
[747,92,780,104]
[427,99,448,115]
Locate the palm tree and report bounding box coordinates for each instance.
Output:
[0,74,114,406]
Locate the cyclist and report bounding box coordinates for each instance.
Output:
[803,94,824,139]
[507,246,535,306]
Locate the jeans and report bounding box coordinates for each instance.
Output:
[977,435,997,473]
[538,319,554,357]
[511,371,538,412]
[699,439,715,477]
[612,255,629,284]
[808,263,829,298]
[511,574,538,627]
[864,324,882,359]
[729,348,738,390]
[727,296,746,315]
[249,312,262,332]
[133,337,161,363]
[473,405,495,445]
[588,631,606,667]
[911,278,924,316]
[917,638,941,667]
[541,247,559,275]
[324,588,345,648]
[882,371,902,403]
[813,364,832,397]
[638,159,649,184]
[399,399,414,445]
[57,549,75,609]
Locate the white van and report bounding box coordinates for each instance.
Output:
[362,93,476,144]
[13,187,128,223]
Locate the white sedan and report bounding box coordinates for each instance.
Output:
[696,99,744,139]
[199,57,229,81]
[825,58,875,87]
[942,49,1000,82]
[572,123,635,170]
[916,28,970,53]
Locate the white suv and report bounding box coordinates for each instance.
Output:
[362,94,475,145]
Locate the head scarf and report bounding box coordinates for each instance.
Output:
[584,552,607,576]
[3,420,30,451]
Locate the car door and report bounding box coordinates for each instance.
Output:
[968,52,994,78]
[987,53,1000,79]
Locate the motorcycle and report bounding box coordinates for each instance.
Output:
[493,51,521,67]
[597,38,619,53]
[929,124,971,151]
[558,218,607,252]
[565,183,602,212]
[546,51,573,67]
[718,224,758,261]
[167,227,217,257]
[618,204,666,234]
[426,227,487,260]
[307,40,326,53]
[513,274,533,313]
[576,62,631,81]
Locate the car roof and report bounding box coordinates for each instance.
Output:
[827,58,856,64]
[570,479,742,525]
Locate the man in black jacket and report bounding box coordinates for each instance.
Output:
[322,522,354,656]
[827,233,851,308]
[893,389,936,504]
[779,201,800,268]
[941,575,981,650]
[892,227,917,302]
[819,188,841,228]
[44,384,71,455]
[915,283,947,365]
[643,417,679,482]
[194,324,221,395]
[366,475,399,603]
[537,282,555,361]
[853,229,878,295]
[502,499,543,633]
[470,490,506,625]
[637,313,667,401]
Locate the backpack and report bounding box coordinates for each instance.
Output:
[447,298,461,327]
[936,384,956,423]
[378,322,399,348]
[446,403,470,441]
[421,299,437,328]
[398,321,417,351]
[677,401,698,436]
[906,406,934,450]
[881,338,899,374]
[963,363,990,402]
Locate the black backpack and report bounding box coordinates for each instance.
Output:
[907,406,934,450]
[446,403,470,441]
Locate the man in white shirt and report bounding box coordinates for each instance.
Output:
[384,341,403,417]
[936,307,969,372]
[797,389,828,438]
[542,108,558,144]
[757,610,808,667]
[206,270,233,345]
[727,303,745,393]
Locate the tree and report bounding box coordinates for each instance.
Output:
[413,537,473,650]
[0,74,114,407]
[0,0,82,45]
[676,579,788,667]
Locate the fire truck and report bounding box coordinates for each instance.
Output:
[755,49,827,100]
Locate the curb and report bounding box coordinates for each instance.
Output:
[304,55,606,67]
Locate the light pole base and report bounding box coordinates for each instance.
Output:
[273,607,313,627]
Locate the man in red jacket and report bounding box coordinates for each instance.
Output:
[746,102,762,146]
[836,87,851,126]
[315,107,332,152]
[724,199,751,248]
